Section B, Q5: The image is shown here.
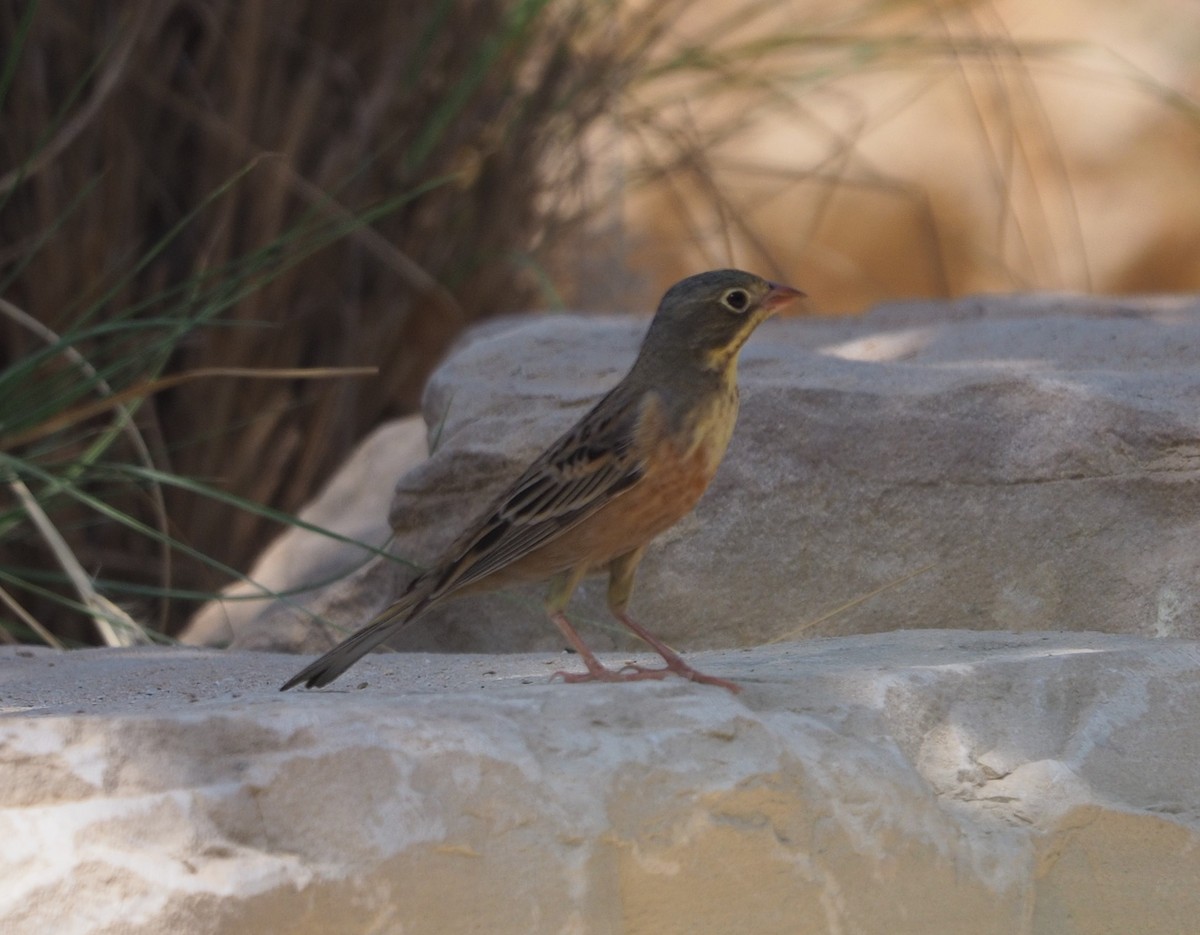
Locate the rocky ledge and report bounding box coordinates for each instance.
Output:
[4,630,1200,934]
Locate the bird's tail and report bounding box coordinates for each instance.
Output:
[279,590,427,691]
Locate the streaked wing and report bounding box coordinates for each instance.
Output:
[419,386,650,602]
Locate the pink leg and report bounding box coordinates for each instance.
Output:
[613,611,741,693]
[548,611,740,693]
[549,611,672,684]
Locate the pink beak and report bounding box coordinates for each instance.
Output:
[762,282,806,312]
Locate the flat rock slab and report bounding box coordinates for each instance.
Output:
[187,293,1200,656]
[4,630,1200,934]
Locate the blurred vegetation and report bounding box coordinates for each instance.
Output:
[613,0,1200,309]
[0,0,675,643]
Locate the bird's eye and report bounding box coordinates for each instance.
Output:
[722,289,750,312]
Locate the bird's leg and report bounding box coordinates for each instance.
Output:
[545,562,671,685]
[548,549,742,692]
[607,547,741,692]
[548,610,664,682]
[544,556,740,692]
[609,609,741,694]
[544,566,635,682]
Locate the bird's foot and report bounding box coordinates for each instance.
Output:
[552,659,740,693]
[547,610,741,692]
[552,663,669,685]
[654,660,742,694]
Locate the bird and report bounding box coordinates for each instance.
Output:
[281,269,803,694]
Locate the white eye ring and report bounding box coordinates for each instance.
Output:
[722,288,750,312]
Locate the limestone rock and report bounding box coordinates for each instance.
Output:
[195,293,1200,655]
[180,418,426,648]
[4,631,1200,934]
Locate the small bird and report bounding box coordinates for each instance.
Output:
[281,269,803,694]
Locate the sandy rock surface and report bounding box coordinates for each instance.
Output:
[5,630,1200,934]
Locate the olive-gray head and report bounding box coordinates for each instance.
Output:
[640,268,804,374]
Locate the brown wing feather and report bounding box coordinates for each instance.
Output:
[417,386,650,603]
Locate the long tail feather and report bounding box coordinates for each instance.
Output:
[279,593,424,691]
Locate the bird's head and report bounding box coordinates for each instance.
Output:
[643,269,805,374]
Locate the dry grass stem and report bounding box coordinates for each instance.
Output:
[0,584,64,648]
[7,474,148,646]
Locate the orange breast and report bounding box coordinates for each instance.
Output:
[567,439,716,564]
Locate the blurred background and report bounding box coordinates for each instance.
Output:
[2,0,1199,644]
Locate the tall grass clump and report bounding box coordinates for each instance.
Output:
[0,0,671,643]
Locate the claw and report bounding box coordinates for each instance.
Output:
[547,609,741,693]
[551,661,740,693]
[552,665,670,684]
